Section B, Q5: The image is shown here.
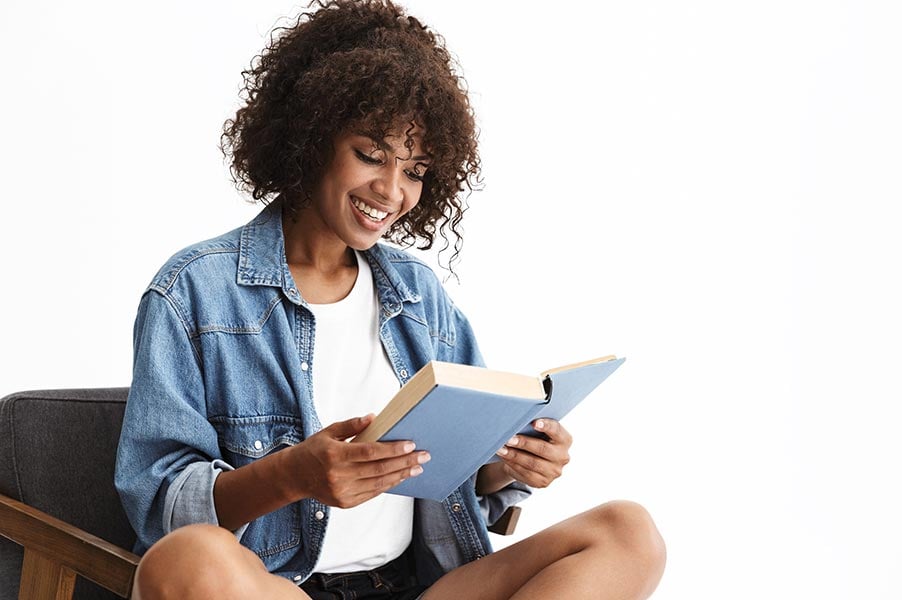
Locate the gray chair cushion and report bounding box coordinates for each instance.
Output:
[0,388,136,600]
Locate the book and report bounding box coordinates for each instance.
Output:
[352,355,626,501]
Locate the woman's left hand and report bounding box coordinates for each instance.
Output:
[495,419,572,488]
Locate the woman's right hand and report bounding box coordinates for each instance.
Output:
[288,414,430,508]
[214,414,428,530]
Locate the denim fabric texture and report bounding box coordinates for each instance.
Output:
[114,200,531,586]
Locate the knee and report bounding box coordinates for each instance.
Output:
[134,524,262,600]
[588,501,667,574]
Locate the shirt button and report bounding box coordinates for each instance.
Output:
[288,289,298,296]
[315,510,325,520]
[253,440,263,451]
[399,369,408,378]
[301,362,309,371]
[451,503,462,512]
[293,575,303,582]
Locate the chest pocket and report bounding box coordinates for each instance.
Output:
[211,415,303,467]
[209,415,306,561]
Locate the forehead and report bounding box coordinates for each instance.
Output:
[352,122,428,156]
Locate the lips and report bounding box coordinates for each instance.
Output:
[351,197,390,222]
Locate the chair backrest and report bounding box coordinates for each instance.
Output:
[0,389,136,600]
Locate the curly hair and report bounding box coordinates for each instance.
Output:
[221,0,481,265]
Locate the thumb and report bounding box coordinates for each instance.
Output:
[322,414,374,441]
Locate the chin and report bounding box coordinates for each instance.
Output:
[344,234,383,252]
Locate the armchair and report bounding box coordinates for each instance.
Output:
[0,389,521,600]
[0,389,138,600]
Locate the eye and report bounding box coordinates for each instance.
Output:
[354,149,382,165]
[405,161,429,183]
[405,169,425,183]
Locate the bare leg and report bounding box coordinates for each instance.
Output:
[132,524,307,600]
[425,500,666,600]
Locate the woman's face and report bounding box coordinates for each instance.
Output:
[309,125,430,251]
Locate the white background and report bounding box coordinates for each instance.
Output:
[2,1,901,598]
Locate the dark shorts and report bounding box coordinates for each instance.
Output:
[299,548,428,600]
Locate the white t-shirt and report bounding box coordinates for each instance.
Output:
[307,251,414,573]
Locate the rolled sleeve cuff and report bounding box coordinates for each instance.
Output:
[478,481,532,526]
[162,459,250,540]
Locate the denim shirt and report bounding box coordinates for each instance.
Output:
[114,202,530,586]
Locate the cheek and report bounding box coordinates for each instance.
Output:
[330,158,367,191]
[402,184,424,215]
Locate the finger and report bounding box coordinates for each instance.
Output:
[499,459,555,489]
[504,434,570,465]
[504,434,556,461]
[322,414,375,440]
[343,464,421,506]
[355,451,431,480]
[497,446,562,483]
[532,419,573,447]
[318,454,426,508]
[345,439,419,462]
[344,455,429,504]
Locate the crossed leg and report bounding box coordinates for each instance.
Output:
[132,500,665,600]
[425,501,665,599]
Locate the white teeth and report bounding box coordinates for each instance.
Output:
[352,198,388,221]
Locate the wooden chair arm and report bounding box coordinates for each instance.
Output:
[0,493,139,599]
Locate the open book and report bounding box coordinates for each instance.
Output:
[353,355,625,501]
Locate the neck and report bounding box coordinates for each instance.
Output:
[282,206,356,273]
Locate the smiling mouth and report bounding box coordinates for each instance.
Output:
[352,197,390,222]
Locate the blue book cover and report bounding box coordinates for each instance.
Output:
[529,357,626,433]
[354,357,625,501]
[381,386,545,500]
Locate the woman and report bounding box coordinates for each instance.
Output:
[114,1,666,598]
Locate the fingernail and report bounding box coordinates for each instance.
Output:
[507,436,519,446]
[410,465,424,476]
[403,442,415,453]
[535,420,545,430]
[496,447,509,456]
[418,452,431,464]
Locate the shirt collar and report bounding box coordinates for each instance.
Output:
[237,200,289,291]
[363,244,422,312]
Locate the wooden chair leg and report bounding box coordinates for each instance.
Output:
[487,505,521,536]
[19,548,77,600]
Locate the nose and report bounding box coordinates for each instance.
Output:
[371,163,404,205]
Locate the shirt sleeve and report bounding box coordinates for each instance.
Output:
[449,303,534,526]
[114,290,247,553]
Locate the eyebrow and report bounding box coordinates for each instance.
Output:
[386,147,431,163]
[382,142,431,163]
[358,133,431,162]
